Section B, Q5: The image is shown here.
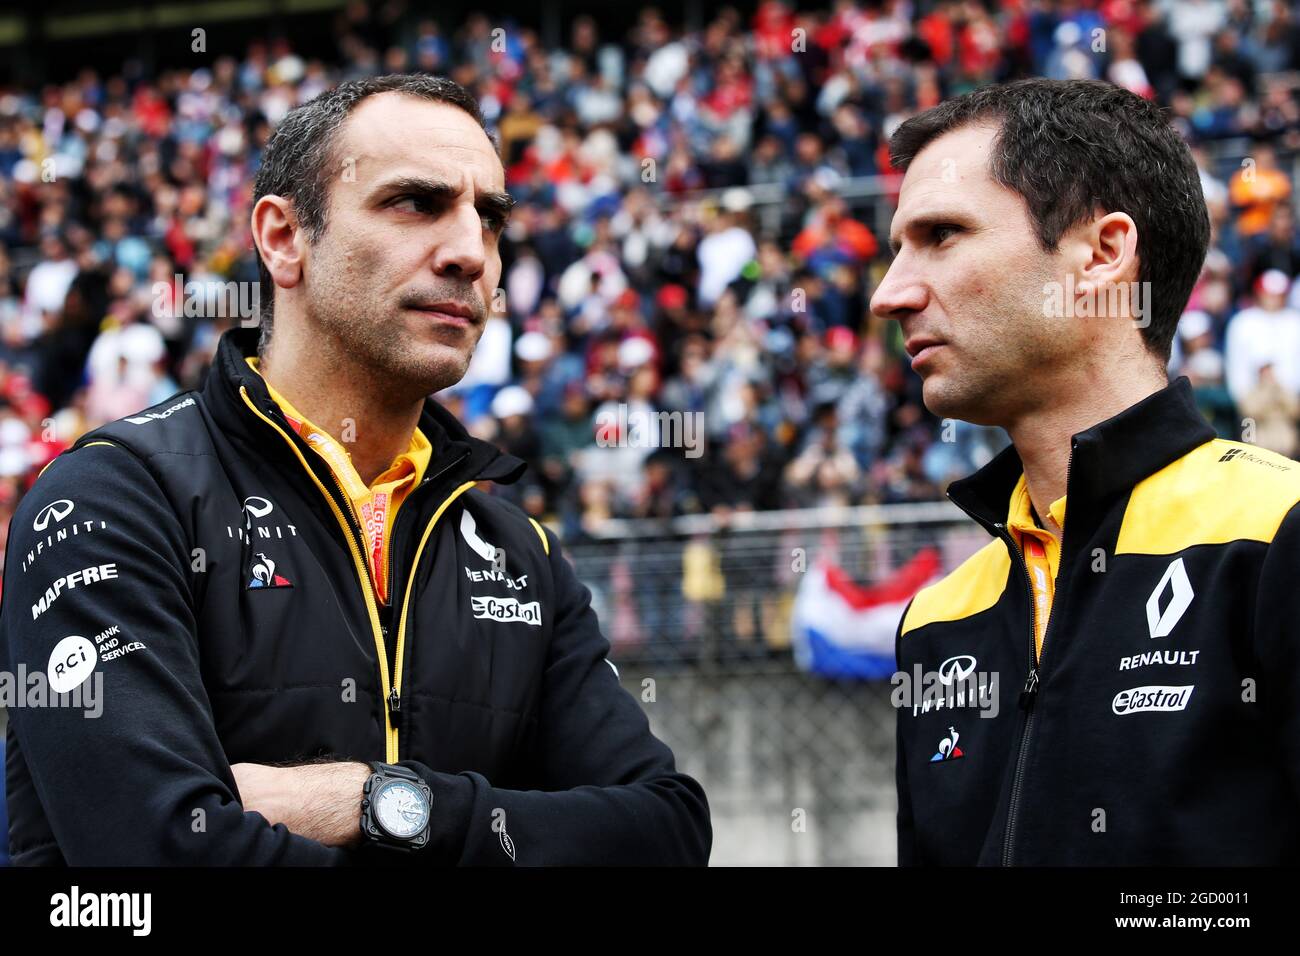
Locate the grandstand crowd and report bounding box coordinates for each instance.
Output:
[2,0,1300,559]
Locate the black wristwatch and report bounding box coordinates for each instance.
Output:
[360,761,433,850]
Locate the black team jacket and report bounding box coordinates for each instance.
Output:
[896,377,1300,864]
[3,326,711,865]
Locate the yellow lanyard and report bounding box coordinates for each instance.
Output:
[247,359,427,604]
[285,413,414,604]
[1020,533,1054,661]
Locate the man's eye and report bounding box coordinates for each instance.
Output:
[934,224,961,244]
[481,211,508,233]
[390,195,432,214]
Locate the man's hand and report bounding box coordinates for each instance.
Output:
[232,761,371,848]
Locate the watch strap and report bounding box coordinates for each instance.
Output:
[368,760,420,782]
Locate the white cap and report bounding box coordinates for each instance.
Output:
[491,385,534,419]
[618,337,655,369]
[514,331,552,363]
[1178,310,1211,341]
[720,187,753,213]
[810,167,842,192]
[1055,21,1082,47]
[1260,269,1291,297]
[1187,348,1223,380]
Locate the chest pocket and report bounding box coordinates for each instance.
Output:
[402,503,553,713]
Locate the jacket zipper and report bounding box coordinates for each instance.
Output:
[382,451,471,758]
[383,451,470,619]
[239,387,397,760]
[997,439,1075,867]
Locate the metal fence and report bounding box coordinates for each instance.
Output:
[567,500,990,865]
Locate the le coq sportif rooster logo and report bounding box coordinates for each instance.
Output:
[247,552,293,589]
[930,726,965,762]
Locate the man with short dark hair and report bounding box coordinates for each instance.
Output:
[875,78,1300,864]
[2,74,711,865]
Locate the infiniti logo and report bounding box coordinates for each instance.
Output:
[226,496,297,543]
[34,499,74,532]
[242,496,274,519]
[938,655,977,685]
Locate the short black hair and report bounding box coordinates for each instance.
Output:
[251,73,496,352]
[889,78,1209,363]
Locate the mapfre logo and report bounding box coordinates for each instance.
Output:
[471,595,541,626]
[1112,684,1194,715]
[32,563,118,620]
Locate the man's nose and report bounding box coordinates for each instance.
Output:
[870,253,929,321]
[430,203,488,281]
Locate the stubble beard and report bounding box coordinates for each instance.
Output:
[305,282,480,402]
[921,340,1026,428]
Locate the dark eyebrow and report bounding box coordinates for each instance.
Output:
[375,176,516,221]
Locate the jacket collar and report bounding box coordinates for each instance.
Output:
[204,326,527,485]
[946,376,1216,532]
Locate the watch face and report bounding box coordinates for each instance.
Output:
[374,779,429,840]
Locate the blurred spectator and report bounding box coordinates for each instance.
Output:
[1225,270,1300,404]
[1241,202,1300,287]
[1229,142,1292,237]
[1239,362,1300,456]
[697,189,757,306]
[1185,344,1240,440]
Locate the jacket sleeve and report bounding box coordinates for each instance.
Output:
[398,525,712,865]
[1253,499,1300,806]
[895,597,917,866]
[1,442,349,865]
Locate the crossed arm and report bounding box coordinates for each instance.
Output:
[231,762,370,848]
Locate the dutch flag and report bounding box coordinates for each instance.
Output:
[791,548,942,679]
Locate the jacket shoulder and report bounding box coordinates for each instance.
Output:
[900,537,1010,638]
[1117,438,1300,555]
[69,392,212,462]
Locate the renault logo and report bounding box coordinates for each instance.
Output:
[1146,557,1193,639]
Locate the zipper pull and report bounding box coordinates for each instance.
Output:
[384,686,400,733]
[1019,667,1039,710]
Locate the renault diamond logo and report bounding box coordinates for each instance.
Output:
[1146,557,1193,639]
[459,509,499,563]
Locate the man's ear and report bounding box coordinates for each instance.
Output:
[251,196,306,294]
[1076,211,1139,295]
